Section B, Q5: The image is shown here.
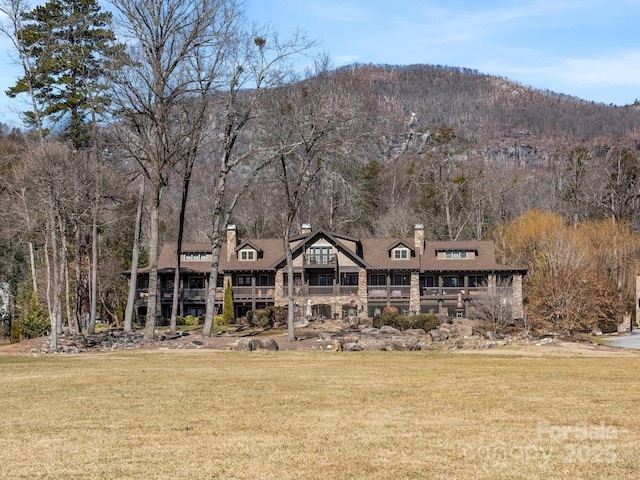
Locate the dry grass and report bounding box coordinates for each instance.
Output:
[1,349,639,479]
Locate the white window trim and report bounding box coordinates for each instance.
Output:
[393,248,409,260]
[240,249,256,261]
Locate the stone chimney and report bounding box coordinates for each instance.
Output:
[226,225,237,261]
[414,224,424,255]
[301,223,312,235]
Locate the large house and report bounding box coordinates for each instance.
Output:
[134,224,526,322]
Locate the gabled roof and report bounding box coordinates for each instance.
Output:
[235,240,263,255]
[271,229,370,269]
[222,238,283,271]
[386,239,415,256]
[360,237,421,270]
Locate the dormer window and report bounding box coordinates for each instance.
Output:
[184,252,207,261]
[444,250,468,259]
[240,249,255,261]
[393,248,409,260]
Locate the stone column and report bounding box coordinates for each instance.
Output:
[511,274,524,320]
[274,270,285,306]
[358,268,368,317]
[410,272,420,314]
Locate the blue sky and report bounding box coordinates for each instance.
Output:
[1,0,639,128]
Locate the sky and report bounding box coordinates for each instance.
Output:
[1,0,639,128]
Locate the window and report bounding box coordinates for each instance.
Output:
[258,275,270,286]
[393,274,410,285]
[240,250,255,261]
[369,274,386,286]
[309,246,333,264]
[443,276,459,288]
[423,276,435,288]
[236,275,252,286]
[342,274,358,286]
[189,277,204,289]
[393,248,409,260]
[184,252,207,261]
[318,274,334,286]
[444,250,468,259]
[468,275,486,287]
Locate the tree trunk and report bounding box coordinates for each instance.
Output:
[283,230,296,342]
[144,180,162,341]
[202,239,223,337]
[72,223,82,334]
[124,178,145,333]
[28,241,37,294]
[170,162,193,334]
[87,203,99,335]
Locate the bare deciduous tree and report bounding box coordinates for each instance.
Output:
[259,60,364,341]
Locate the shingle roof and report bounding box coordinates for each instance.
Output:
[423,240,525,272]
[360,237,421,270]
[149,233,525,275]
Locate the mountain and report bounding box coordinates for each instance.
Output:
[339,63,640,167]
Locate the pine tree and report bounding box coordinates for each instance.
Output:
[222,279,234,325]
[6,0,122,147]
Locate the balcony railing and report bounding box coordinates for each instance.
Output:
[339,285,359,295]
[303,253,336,266]
[421,286,491,297]
[232,286,276,300]
[366,285,411,298]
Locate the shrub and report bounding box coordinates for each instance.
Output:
[373,313,439,332]
[382,306,398,316]
[267,306,287,326]
[223,280,234,324]
[10,319,21,344]
[16,289,49,339]
[182,315,201,326]
[247,309,272,328]
[213,314,227,326]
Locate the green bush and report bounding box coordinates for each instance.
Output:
[10,319,21,344]
[247,309,272,328]
[267,306,287,326]
[223,280,234,324]
[183,315,201,326]
[373,313,439,332]
[213,314,227,326]
[16,289,49,339]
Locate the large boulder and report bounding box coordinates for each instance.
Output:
[379,325,402,335]
[429,328,449,341]
[233,337,279,351]
[450,323,474,337]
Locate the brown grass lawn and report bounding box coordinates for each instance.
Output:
[0,349,639,479]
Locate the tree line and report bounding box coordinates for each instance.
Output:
[1,0,639,343]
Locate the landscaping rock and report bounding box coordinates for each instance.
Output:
[234,337,280,351]
[360,327,380,334]
[404,328,427,336]
[429,329,449,341]
[343,342,362,351]
[379,325,402,335]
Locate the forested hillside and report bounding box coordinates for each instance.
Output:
[222,64,640,241]
[1,0,639,338]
